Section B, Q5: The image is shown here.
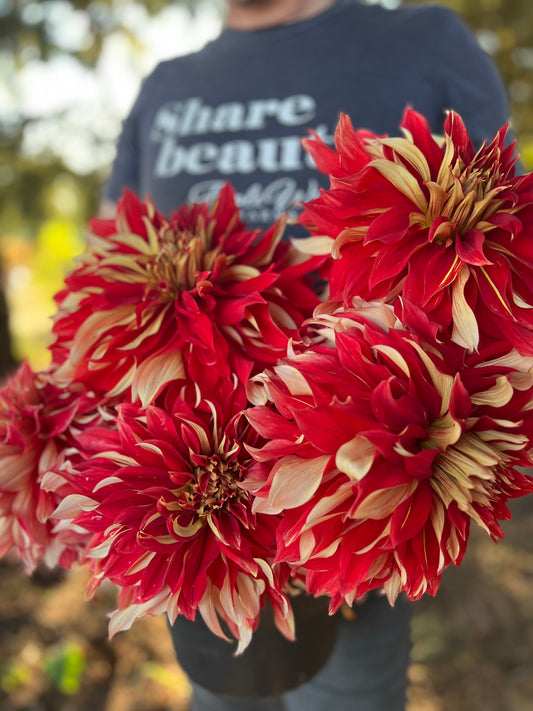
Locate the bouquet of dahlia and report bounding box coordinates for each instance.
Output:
[1,109,533,653]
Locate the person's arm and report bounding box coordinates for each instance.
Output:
[435,7,512,147]
[99,83,145,216]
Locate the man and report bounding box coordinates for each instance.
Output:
[101,0,512,230]
[223,0,336,29]
[101,1,513,709]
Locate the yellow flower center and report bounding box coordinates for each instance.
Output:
[161,453,248,538]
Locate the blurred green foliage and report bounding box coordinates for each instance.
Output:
[0,640,86,698]
[43,641,86,695]
[0,661,33,694]
[1,0,224,364]
[1,0,220,231]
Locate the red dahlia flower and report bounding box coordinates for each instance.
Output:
[300,109,533,355]
[50,185,321,405]
[55,387,293,652]
[0,361,97,571]
[245,311,533,610]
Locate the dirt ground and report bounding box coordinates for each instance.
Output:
[0,496,532,711]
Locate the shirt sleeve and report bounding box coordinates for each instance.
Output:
[101,91,143,203]
[434,7,512,147]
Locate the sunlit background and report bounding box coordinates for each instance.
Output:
[1,0,225,368]
[1,2,533,710]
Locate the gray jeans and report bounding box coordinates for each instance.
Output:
[189,593,413,711]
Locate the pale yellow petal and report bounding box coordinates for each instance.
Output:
[370,159,428,212]
[451,265,479,351]
[290,235,335,256]
[274,364,314,397]
[372,344,410,377]
[380,137,432,183]
[68,306,133,365]
[269,455,329,510]
[335,435,376,481]
[53,494,98,519]
[352,482,416,520]
[470,375,513,408]
[131,350,185,407]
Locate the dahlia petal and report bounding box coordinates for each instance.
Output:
[108,589,170,638]
[451,265,479,350]
[383,572,403,605]
[443,111,473,159]
[53,494,99,518]
[488,212,524,236]
[39,469,69,493]
[104,364,138,399]
[512,290,533,309]
[251,496,281,516]
[302,483,354,532]
[290,236,335,256]
[365,202,412,246]
[0,451,34,489]
[131,350,186,407]
[470,376,513,408]
[297,529,317,563]
[352,483,416,520]
[390,483,432,546]
[273,365,314,397]
[455,229,492,266]
[67,306,133,366]
[293,406,374,455]
[197,588,231,642]
[117,308,169,351]
[372,345,410,377]
[245,405,301,442]
[234,627,254,656]
[400,108,444,177]
[380,137,432,183]
[335,435,376,481]
[425,412,462,450]
[234,572,263,619]
[369,159,427,212]
[302,135,341,174]
[268,598,295,643]
[269,455,330,510]
[369,234,423,293]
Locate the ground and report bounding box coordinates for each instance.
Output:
[0,497,532,711]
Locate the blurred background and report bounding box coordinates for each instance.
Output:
[1,1,533,709]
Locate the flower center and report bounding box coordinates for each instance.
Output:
[184,454,245,516]
[144,224,224,296]
[160,453,248,538]
[418,148,509,248]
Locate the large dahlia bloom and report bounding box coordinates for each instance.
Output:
[0,361,97,571]
[245,311,533,610]
[55,387,293,653]
[50,185,321,405]
[301,109,533,354]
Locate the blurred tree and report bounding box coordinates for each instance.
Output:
[0,0,224,232]
[0,0,224,365]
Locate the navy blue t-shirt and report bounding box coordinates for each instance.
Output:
[104,0,512,231]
